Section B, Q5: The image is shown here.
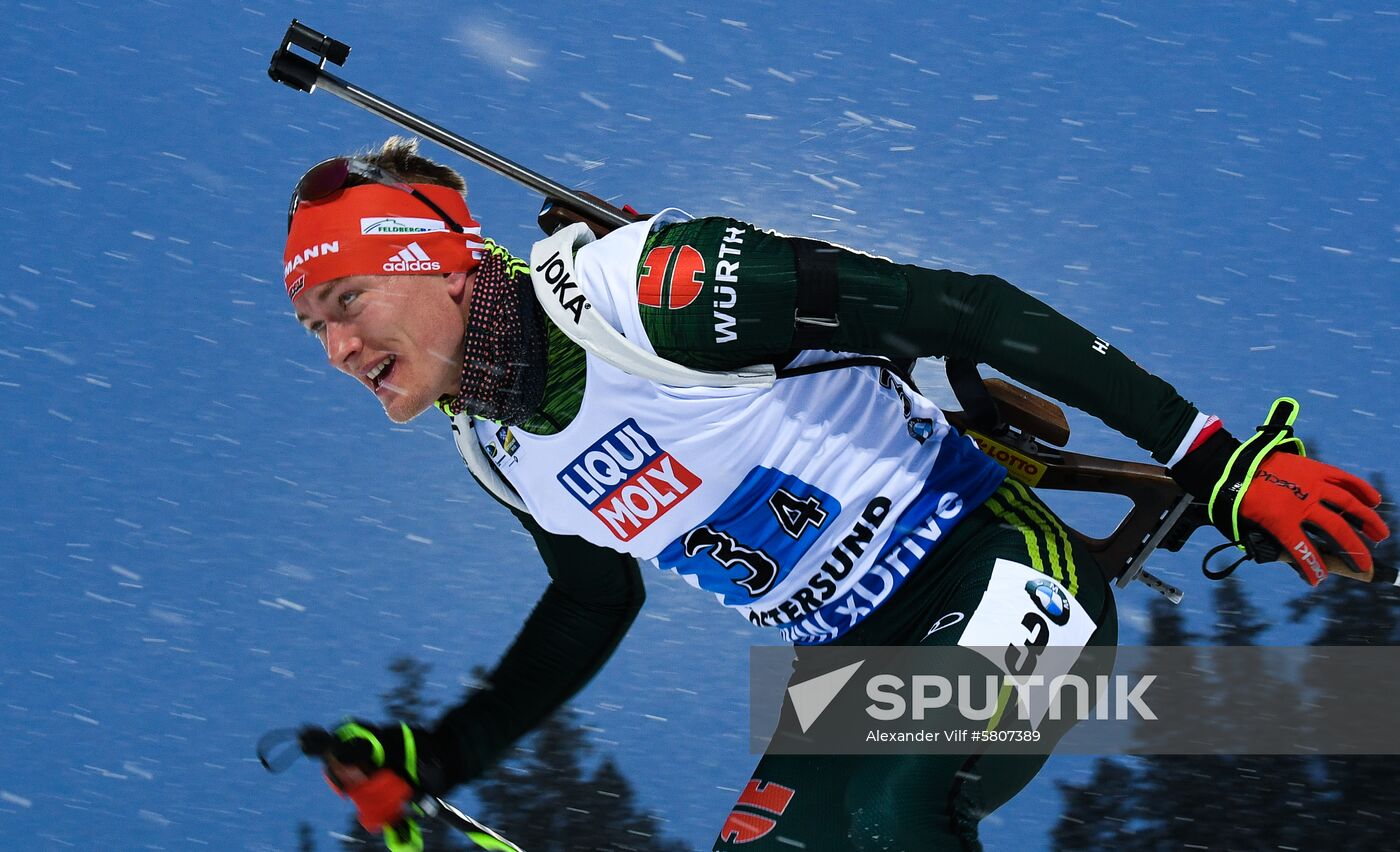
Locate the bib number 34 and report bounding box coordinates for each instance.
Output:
[682,489,830,597]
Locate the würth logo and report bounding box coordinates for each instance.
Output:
[383,242,441,272]
[720,779,795,844]
[556,419,701,541]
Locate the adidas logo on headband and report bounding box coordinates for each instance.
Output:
[383,242,442,273]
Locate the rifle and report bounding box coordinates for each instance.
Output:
[267,20,1369,600]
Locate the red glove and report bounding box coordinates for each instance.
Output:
[1171,397,1390,585]
[325,765,416,832]
[1237,451,1388,584]
[299,721,442,851]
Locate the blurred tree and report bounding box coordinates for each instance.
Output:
[1050,758,1138,850]
[1053,474,1398,850]
[1293,477,1400,848]
[297,821,315,852]
[584,757,686,852]
[475,709,687,851]
[383,656,435,727]
[1122,597,1232,852]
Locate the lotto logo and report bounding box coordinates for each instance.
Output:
[556,419,701,541]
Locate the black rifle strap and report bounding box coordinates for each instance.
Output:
[790,238,840,350]
[945,357,1001,433]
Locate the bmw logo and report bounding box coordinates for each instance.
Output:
[1025,578,1071,626]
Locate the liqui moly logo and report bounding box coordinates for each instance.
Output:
[557,419,701,541]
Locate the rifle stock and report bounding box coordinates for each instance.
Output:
[538,192,645,238]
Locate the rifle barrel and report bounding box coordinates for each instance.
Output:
[310,69,634,231]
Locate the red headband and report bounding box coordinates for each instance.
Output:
[282,184,484,302]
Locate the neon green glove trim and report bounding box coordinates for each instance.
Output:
[383,819,423,852]
[1206,397,1305,546]
[335,722,385,768]
[399,722,419,787]
[465,831,521,851]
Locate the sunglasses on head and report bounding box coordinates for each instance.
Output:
[286,156,467,234]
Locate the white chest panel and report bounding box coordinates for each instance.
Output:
[452,220,1006,643]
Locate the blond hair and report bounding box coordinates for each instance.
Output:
[349,136,467,192]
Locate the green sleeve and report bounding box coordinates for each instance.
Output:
[636,216,1200,463]
[886,267,1201,463]
[432,505,644,788]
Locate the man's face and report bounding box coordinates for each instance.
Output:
[295,271,473,423]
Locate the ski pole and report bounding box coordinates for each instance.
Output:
[416,795,522,852]
[267,19,633,233]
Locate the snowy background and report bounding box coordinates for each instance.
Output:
[3,0,1397,848]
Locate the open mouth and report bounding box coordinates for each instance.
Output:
[367,354,397,392]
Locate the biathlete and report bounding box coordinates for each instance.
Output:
[277,137,1387,851]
